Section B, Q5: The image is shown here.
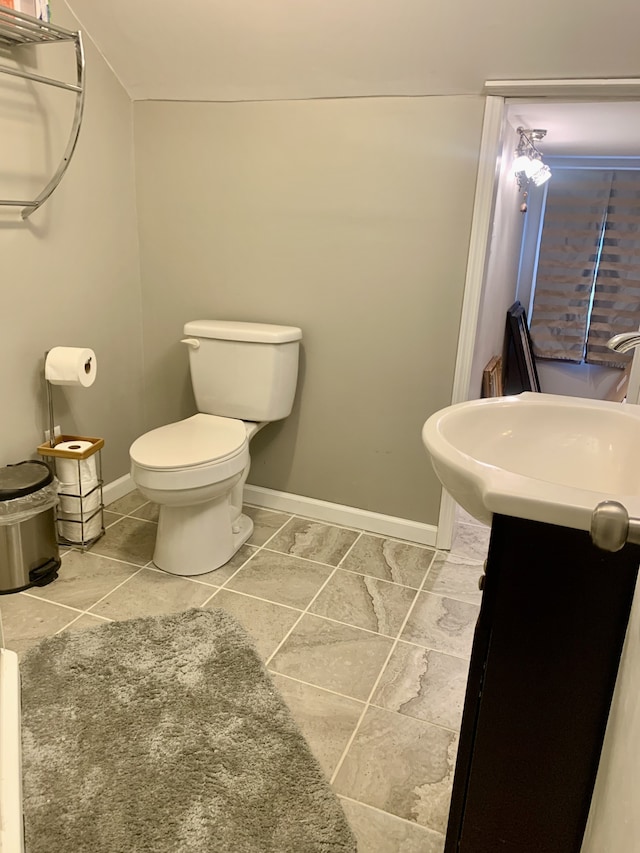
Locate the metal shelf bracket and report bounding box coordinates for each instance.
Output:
[0,7,85,219]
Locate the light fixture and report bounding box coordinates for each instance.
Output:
[513,127,552,192]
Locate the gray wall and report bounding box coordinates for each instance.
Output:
[0,2,143,482]
[134,97,484,525]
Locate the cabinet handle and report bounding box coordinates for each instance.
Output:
[591,501,640,552]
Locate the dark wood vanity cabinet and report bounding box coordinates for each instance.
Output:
[445,513,640,853]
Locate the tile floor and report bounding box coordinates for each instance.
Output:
[2,492,491,852]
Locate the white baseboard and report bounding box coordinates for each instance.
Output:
[104,475,438,547]
[102,473,136,507]
[244,485,438,547]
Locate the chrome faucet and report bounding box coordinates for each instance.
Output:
[607,332,640,353]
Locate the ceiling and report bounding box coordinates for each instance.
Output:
[63,0,640,102]
[508,102,640,157]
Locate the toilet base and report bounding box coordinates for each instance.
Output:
[152,501,254,577]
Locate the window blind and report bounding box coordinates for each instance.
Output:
[529,169,612,362]
[586,170,640,367]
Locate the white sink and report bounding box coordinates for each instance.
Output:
[422,392,640,530]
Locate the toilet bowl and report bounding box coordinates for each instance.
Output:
[130,414,256,576]
[130,319,302,577]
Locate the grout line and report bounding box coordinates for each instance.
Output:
[198,547,265,608]
[80,550,152,571]
[258,546,351,570]
[199,582,474,659]
[337,794,447,837]
[51,567,147,630]
[267,669,460,739]
[102,513,127,530]
[267,671,367,704]
[264,565,342,668]
[332,564,431,593]
[248,503,440,552]
[288,513,441,550]
[55,611,113,635]
[329,549,441,785]
[20,593,85,615]
[257,516,296,549]
[202,586,304,613]
[124,515,157,526]
[259,532,365,667]
[366,698,461,735]
[335,531,363,568]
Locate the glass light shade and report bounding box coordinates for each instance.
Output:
[531,163,552,186]
[513,154,531,176]
[524,156,543,178]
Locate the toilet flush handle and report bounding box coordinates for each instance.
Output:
[181,338,200,349]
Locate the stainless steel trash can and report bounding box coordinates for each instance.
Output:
[0,461,60,594]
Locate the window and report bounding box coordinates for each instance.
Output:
[528,167,640,369]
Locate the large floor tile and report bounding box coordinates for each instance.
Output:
[61,613,111,633]
[243,506,291,546]
[339,798,445,853]
[204,590,300,659]
[90,516,157,566]
[0,594,79,658]
[454,503,488,529]
[333,706,457,833]
[340,535,435,589]
[449,523,490,563]
[270,614,393,701]
[267,518,359,566]
[372,642,469,730]
[225,550,332,609]
[310,569,416,637]
[402,592,479,658]
[105,489,148,515]
[26,551,139,611]
[423,553,483,605]
[130,501,160,522]
[190,544,258,587]
[89,568,215,620]
[271,675,363,777]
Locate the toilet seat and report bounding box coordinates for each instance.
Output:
[130,414,249,491]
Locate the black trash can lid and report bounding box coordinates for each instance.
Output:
[0,461,54,501]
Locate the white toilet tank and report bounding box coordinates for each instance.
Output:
[182,320,302,422]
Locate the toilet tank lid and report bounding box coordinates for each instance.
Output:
[183,320,302,344]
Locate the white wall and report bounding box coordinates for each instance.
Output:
[0,2,143,482]
[469,121,524,398]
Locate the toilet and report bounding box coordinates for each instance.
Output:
[130,320,302,576]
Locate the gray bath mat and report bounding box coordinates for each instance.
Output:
[20,608,356,853]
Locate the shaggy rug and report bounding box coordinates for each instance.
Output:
[20,608,356,853]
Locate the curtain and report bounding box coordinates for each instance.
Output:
[529,169,612,362]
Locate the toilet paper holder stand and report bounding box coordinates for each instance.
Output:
[37,435,105,550]
[39,353,104,549]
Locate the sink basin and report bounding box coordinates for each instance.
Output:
[422,392,640,530]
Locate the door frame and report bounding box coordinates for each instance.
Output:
[436,78,640,551]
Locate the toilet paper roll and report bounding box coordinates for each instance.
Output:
[57,488,100,515]
[54,441,98,484]
[57,510,102,543]
[45,347,97,387]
